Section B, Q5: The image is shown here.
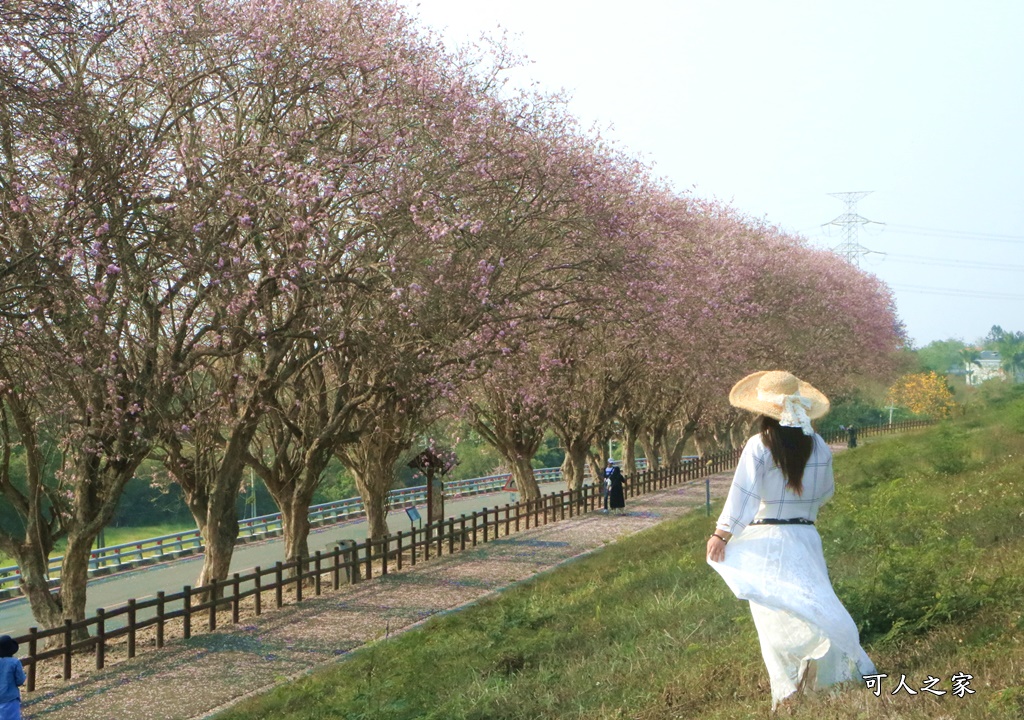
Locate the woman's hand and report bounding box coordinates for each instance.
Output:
[706,532,730,562]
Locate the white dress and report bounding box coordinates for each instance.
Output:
[707,434,876,707]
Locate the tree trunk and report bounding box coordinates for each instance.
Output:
[561,439,589,493]
[15,547,62,634]
[585,453,604,493]
[359,484,390,540]
[58,457,144,634]
[667,421,698,466]
[622,424,639,478]
[730,423,748,450]
[694,429,715,458]
[196,493,239,595]
[279,488,314,571]
[58,532,96,637]
[465,405,545,504]
[509,455,540,501]
[342,434,406,540]
[638,431,659,471]
[257,444,331,573]
[714,425,735,453]
[0,407,62,632]
[165,408,260,593]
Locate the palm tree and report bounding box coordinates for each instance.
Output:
[1002,350,1024,383]
[959,347,982,385]
[994,334,1024,383]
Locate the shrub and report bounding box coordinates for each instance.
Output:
[925,424,970,475]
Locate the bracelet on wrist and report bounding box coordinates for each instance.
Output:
[710,533,728,543]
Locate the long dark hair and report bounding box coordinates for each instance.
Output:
[760,416,814,495]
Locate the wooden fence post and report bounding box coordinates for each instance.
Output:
[128,600,137,659]
[350,541,360,583]
[183,586,192,640]
[96,608,105,670]
[63,620,72,680]
[410,525,417,567]
[27,628,37,691]
[364,538,373,580]
[254,568,263,614]
[156,592,165,648]
[209,578,218,630]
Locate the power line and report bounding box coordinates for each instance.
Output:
[882,252,1024,273]
[889,283,1024,301]
[884,224,1024,245]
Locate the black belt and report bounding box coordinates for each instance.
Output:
[750,518,814,526]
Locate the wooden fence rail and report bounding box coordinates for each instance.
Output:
[11,418,932,691]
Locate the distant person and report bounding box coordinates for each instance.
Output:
[0,635,25,720]
[605,460,627,514]
[847,424,858,449]
[706,371,875,709]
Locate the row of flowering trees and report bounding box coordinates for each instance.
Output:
[0,0,903,633]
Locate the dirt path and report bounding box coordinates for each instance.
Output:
[22,473,735,720]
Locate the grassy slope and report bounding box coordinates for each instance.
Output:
[216,395,1024,720]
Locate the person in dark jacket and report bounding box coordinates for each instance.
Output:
[0,635,25,720]
[604,460,627,514]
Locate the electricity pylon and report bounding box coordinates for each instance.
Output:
[825,191,881,265]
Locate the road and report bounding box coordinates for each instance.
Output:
[0,486,567,638]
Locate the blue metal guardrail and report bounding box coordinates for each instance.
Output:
[0,460,647,594]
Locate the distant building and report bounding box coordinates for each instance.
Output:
[965,351,1006,386]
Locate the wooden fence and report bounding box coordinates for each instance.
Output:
[10,418,933,691]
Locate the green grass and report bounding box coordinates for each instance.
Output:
[215,396,1023,718]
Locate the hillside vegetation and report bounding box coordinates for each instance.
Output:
[216,389,1024,720]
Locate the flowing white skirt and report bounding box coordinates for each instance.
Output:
[708,524,876,707]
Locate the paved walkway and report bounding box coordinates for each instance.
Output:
[22,472,735,720]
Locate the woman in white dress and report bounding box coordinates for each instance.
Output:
[706,370,876,708]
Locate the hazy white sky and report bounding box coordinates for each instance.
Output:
[399,0,1024,347]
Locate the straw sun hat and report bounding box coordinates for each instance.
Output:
[729,370,830,435]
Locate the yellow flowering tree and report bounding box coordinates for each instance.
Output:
[887,372,957,418]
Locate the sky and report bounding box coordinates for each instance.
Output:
[398,0,1024,348]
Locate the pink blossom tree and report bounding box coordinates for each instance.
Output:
[0,0,213,629]
[135,0,459,585]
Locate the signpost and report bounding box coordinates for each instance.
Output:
[407,448,458,526]
[405,506,422,531]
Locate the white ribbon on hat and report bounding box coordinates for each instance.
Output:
[757,388,814,435]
